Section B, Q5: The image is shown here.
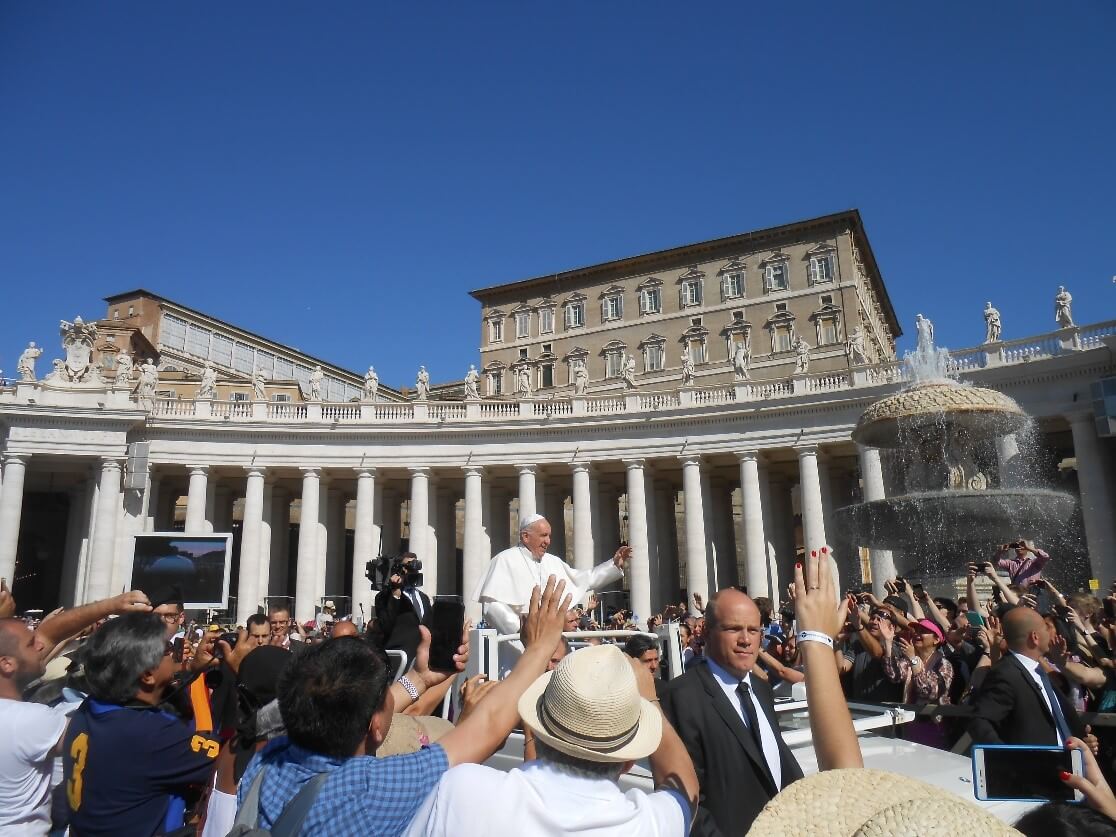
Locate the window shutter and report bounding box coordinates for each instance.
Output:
[694,281,703,306]
[617,295,624,318]
[601,300,608,322]
[679,286,685,308]
[565,306,572,328]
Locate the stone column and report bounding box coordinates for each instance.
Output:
[314,479,332,605]
[185,465,209,534]
[73,468,100,605]
[269,489,292,598]
[381,489,401,557]
[352,469,380,624]
[0,455,28,587]
[710,477,738,590]
[625,460,652,623]
[86,459,123,602]
[798,444,839,594]
[146,476,161,533]
[1069,412,1116,585]
[294,468,320,623]
[236,468,267,625]
[204,478,217,534]
[517,465,537,520]
[543,483,567,561]
[59,484,89,607]
[817,455,837,551]
[408,468,430,591]
[257,479,274,605]
[571,464,595,573]
[680,456,710,604]
[738,451,770,598]
[858,444,897,596]
[463,467,487,623]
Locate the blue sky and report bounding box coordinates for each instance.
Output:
[2,3,1113,388]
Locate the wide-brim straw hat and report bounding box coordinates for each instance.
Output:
[377,714,454,757]
[518,644,661,764]
[748,768,1021,836]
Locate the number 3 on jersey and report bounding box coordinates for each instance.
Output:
[67,732,89,810]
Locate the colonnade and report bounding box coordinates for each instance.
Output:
[2,411,1115,622]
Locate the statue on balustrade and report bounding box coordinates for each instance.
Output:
[137,358,159,398]
[115,352,134,386]
[621,352,637,389]
[793,337,811,374]
[253,369,268,400]
[732,338,751,380]
[363,366,379,401]
[53,316,102,384]
[572,359,588,395]
[197,363,218,398]
[415,366,430,400]
[1055,286,1074,329]
[845,325,869,366]
[983,301,1002,343]
[515,366,531,397]
[17,342,42,381]
[680,347,696,386]
[309,365,324,401]
[464,364,480,400]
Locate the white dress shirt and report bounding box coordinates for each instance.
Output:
[705,657,783,788]
[1010,651,1064,744]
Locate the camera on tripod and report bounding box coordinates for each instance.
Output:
[364,554,423,591]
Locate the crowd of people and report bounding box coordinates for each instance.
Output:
[4,535,1116,836]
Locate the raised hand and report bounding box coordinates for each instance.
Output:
[522,577,571,654]
[898,636,917,660]
[791,552,841,639]
[612,545,633,570]
[1061,737,1116,819]
[0,578,14,619]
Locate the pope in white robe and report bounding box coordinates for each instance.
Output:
[472,514,630,665]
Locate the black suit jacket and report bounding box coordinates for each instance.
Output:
[374,587,431,666]
[968,653,1085,746]
[662,660,803,837]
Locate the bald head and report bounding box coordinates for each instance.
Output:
[1003,606,1048,656]
[330,621,359,639]
[704,588,762,678]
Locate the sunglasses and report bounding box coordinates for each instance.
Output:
[871,610,894,621]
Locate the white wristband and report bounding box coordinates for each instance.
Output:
[797,630,834,649]
[397,675,420,702]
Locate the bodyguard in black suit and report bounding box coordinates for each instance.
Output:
[373,554,431,667]
[968,605,1085,746]
[662,588,803,836]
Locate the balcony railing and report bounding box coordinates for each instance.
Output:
[12,321,1111,426]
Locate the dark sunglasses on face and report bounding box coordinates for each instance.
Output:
[871,610,893,621]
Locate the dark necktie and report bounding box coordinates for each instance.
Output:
[736,681,774,786]
[1037,668,1072,742]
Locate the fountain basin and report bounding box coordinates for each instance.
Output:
[854,382,1027,448]
[834,489,1076,552]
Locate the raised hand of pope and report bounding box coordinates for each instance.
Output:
[613,545,633,571]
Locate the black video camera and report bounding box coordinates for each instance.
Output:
[365,555,423,591]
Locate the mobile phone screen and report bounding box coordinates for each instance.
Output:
[428,595,465,673]
[975,746,1076,801]
[1104,598,1116,621]
[965,611,986,628]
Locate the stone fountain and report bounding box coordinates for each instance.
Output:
[834,315,1076,556]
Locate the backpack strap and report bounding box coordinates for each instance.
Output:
[231,767,269,830]
[269,773,329,837]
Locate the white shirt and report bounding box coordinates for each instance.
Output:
[405,588,426,620]
[405,760,687,837]
[705,657,783,789]
[0,698,70,836]
[1011,651,1064,744]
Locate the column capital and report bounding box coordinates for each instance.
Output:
[515,463,537,475]
[245,467,267,479]
[736,450,761,463]
[463,465,486,478]
[1065,409,1096,427]
[101,458,125,473]
[299,466,321,478]
[408,466,430,476]
[794,444,820,457]
[623,459,646,470]
[570,462,594,475]
[678,455,703,468]
[2,453,27,467]
[187,464,209,476]
[354,467,377,479]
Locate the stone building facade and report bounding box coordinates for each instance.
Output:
[472,210,899,397]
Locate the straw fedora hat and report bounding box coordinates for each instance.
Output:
[518,644,661,764]
[377,714,454,758]
[747,768,1021,836]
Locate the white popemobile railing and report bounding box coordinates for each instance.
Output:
[125,320,1114,424]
